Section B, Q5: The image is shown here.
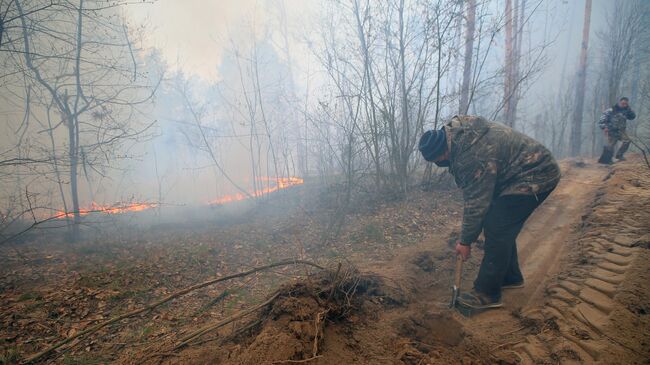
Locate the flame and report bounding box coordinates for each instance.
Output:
[43,176,303,219]
[208,176,304,205]
[53,201,157,219]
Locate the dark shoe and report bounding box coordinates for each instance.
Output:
[458,291,503,309]
[598,147,613,165]
[502,281,524,290]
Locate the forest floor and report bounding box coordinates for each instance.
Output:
[1,156,649,364]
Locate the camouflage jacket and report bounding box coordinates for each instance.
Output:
[598,106,636,131]
[444,115,561,244]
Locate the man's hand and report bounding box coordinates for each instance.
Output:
[455,241,471,261]
[604,127,609,136]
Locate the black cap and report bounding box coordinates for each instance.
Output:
[418,128,447,162]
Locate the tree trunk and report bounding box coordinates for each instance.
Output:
[459,0,476,114]
[629,48,641,137]
[68,114,81,240]
[503,0,514,127]
[398,0,410,194]
[570,0,592,156]
[68,0,85,241]
[510,0,525,128]
[353,0,383,190]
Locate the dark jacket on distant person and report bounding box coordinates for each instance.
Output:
[598,104,636,131]
[444,115,561,244]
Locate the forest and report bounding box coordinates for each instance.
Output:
[1,1,649,364]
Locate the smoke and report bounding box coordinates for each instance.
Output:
[0,0,643,226]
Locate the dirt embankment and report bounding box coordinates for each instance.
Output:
[163,158,650,365]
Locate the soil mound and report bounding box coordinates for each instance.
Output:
[171,264,409,364]
[234,269,387,364]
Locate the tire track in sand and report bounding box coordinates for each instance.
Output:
[514,161,607,309]
[513,161,650,364]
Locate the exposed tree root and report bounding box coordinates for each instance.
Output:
[192,263,391,364]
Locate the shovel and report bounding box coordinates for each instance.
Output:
[448,255,487,317]
[449,254,463,308]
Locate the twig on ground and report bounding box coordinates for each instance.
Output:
[271,355,323,364]
[173,292,280,350]
[494,339,524,350]
[326,262,342,303]
[501,326,526,336]
[312,310,328,358]
[503,350,523,363]
[147,352,180,359]
[192,289,231,317]
[191,319,262,347]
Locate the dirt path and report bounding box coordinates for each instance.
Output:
[516,161,606,308]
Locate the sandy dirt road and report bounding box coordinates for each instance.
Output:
[515,161,607,308]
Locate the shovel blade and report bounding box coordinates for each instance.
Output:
[454,302,492,317]
[449,286,459,308]
[455,304,475,317]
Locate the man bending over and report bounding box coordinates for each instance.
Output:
[418,115,561,309]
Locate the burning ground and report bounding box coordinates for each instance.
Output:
[34,176,305,222]
[1,158,649,364]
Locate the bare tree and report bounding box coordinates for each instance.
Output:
[12,0,159,239]
[503,0,528,128]
[459,0,476,114]
[570,0,592,156]
[218,31,297,197]
[503,0,514,127]
[318,0,461,194]
[174,77,255,200]
[598,0,649,105]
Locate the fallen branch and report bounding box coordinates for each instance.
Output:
[494,339,524,350]
[271,355,323,364]
[173,292,280,350]
[501,326,526,336]
[312,310,328,358]
[192,318,262,347]
[193,289,231,317]
[23,259,324,364]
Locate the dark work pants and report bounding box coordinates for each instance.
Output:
[473,190,553,300]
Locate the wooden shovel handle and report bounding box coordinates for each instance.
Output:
[453,254,463,288]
